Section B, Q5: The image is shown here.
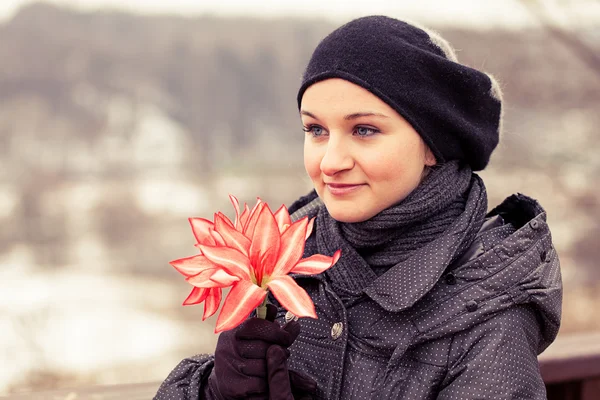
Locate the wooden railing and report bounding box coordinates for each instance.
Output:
[2,332,600,399]
[540,332,600,400]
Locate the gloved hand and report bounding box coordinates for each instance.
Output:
[205,304,317,400]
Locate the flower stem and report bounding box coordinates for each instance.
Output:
[256,295,269,319]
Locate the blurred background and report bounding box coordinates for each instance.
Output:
[0,0,599,395]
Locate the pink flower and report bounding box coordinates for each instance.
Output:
[170,195,340,333]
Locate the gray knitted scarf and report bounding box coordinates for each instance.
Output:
[315,160,487,297]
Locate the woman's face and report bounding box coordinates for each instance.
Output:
[302,78,436,223]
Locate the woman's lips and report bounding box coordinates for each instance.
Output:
[325,183,365,196]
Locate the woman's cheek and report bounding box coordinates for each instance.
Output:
[303,147,322,181]
[363,154,398,180]
[304,156,316,180]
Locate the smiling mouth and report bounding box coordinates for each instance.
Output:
[325,183,364,195]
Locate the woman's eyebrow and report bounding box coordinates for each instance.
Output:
[344,112,389,120]
[301,110,389,120]
[300,110,319,120]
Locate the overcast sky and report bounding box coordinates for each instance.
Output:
[1,0,599,29]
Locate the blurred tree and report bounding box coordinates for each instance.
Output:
[518,0,600,81]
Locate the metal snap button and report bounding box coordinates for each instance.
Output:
[445,273,457,285]
[529,220,539,230]
[466,300,478,312]
[284,311,297,323]
[331,322,343,340]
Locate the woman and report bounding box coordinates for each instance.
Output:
[155,16,562,399]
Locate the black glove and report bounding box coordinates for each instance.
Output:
[205,304,316,400]
[264,345,317,400]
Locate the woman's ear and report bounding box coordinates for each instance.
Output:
[424,146,437,166]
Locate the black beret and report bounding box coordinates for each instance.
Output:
[297,16,503,171]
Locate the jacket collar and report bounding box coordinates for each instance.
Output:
[365,193,549,313]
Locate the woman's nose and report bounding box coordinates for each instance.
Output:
[320,137,354,176]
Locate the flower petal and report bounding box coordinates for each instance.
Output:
[210,228,226,247]
[267,275,316,319]
[203,288,222,320]
[249,205,281,282]
[198,245,252,281]
[216,212,235,228]
[256,244,279,287]
[271,217,308,277]
[187,267,227,288]
[215,280,266,332]
[229,194,241,229]
[290,250,341,275]
[274,204,292,233]
[214,213,251,255]
[238,203,251,232]
[189,218,216,246]
[183,287,209,305]
[243,201,265,237]
[170,254,216,277]
[210,269,240,286]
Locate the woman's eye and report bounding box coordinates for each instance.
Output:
[354,126,379,137]
[303,125,326,137]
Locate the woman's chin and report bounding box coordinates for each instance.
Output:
[324,205,375,223]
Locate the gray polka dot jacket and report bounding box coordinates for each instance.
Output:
[155,193,562,399]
